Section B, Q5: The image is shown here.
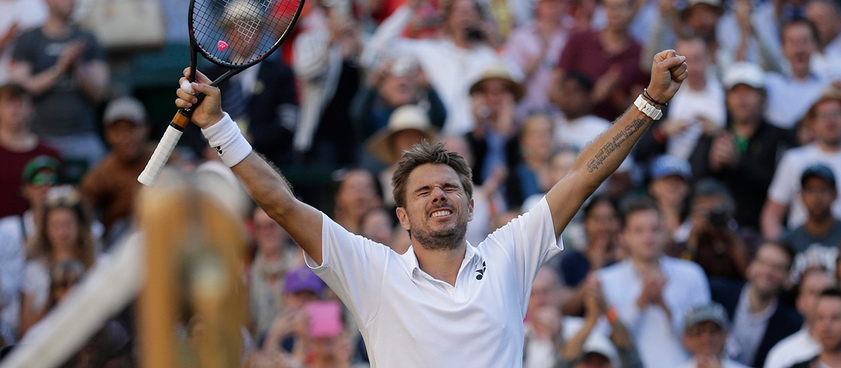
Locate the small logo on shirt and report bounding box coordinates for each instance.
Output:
[475,261,487,280]
[215,146,223,155]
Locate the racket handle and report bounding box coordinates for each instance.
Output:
[138,112,190,186]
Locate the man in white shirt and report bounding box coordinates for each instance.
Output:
[789,288,841,367]
[765,268,836,368]
[173,50,688,367]
[681,303,751,368]
[761,86,841,240]
[599,197,710,368]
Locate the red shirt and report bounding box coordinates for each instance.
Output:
[0,142,60,218]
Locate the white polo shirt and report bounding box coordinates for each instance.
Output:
[305,197,562,367]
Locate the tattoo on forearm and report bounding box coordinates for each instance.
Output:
[586,118,646,172]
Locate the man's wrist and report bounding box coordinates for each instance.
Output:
[202,112,252,167]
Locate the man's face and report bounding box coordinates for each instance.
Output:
[105,120,149,162]
[797,271,836,324]
[603,0,635,31]
[380,72,418,107]
[683,320,727,357]
[812,100,841,148]
[621,209,665,262]
[445,0,481,37]
[814,296,841,352]
[782,23,816,70]
[806,1,841,47]
[726,84,764,123]
[474,79,514,121]
[747,245,791,298]
[396,163,473,251]
[335,169,380,220]
[556,77,591,120]
[0,96,33,132]
[801,176,838,219]
[675,38,709,87]
[685,4,721,40]
[520,116,554,162]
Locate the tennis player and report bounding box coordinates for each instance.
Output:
[174,49,688,367]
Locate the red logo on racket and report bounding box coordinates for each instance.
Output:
[217,41,229,51]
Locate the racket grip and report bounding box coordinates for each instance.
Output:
[138,112,191,186]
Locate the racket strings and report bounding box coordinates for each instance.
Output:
[192,0,301,67]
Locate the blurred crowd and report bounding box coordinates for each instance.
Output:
[1,0,841,366]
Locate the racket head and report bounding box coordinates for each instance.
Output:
[189,0,304,70]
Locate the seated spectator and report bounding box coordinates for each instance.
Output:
[524,267,567,368]
[0,83,59,218]
[790,288,841,368]
[263,265,327,355]
[681,302,750,368]
[762,86,841,241]
[19,185,97,337]
[330,168,383,235]
[765,268,836,368]
[785,164,841,282]
[365,104,438,207]
[360,207,397,251]
[79,96,153,248]
[598,197,710,368]
[711,241,803,368]
[647,154,693,245]
[560,195,621,316]
[506,113,556,208]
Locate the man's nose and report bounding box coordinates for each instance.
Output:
[431,187,447,202]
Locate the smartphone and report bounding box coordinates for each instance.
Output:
[304,300,343,338]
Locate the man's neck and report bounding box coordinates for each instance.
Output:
[631,255,660,273]
[731,118,760,138]
[746,285,775,313]
[0,128,37,152]
[414,242,467,286]
[791,65,811,80]
[804,214,837,237]
[820,349,841,367]
[43,15,71,37]
[817,141,841,153]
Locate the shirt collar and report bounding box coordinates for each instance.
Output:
[400,241,480,279]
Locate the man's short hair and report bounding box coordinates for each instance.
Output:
[758,240,796,271]
[781,17,820,44]
[392,141,473,208]
[619,195,660,229]
[0,83,30,102]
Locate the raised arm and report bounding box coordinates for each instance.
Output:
[545,50,687,237]
[175,69,325,264]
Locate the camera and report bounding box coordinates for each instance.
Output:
[706,207,731,231]
[465,26,484,41]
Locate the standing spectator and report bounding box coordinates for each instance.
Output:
[557,0,648,121]
[790,289,841,368]
[0,83,59,218]
[805,0,841,78]
[293,0,363,165]
[503,0,572,118]
[711,241,803,368]
[9,0,109,182]
[762,86,841,240]
[784,164,841,281]
[691,62,794,233]
[647,154,693,245]
[680,302,750,368]
[362,0,506,136]
[79,96,152,248]
[765,268,836,368]
[506,113,556,208]
[599,197,710,368]
[764,19,833,130]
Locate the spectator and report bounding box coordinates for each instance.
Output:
[331,168,382,235]
[362,0,507,136]
[506,113,556,208]
[691,62,794,233]
[293,0,363,165]
[765,268,836,368]
[464,65,523,186]
[19,185,97,337]
[642,0,729,74]
[263,265,326,356]
[790,288,841,368]
[360,207,396,250]
[9,0,109,182]
[0,0,47,84]
[350,55,446,146]
[680,302,750,368]
[764,19,833,130]
[805,0,841,78]
[683,179,750,281]
[762,86,841,240]
[524,267,566,368]
[365,104,438,207]
[249,207,304,341]
[557,0,648,121]
[599,197,710,368]
[503,0,572,118]
[785,164,841,282]
[79,96,152,248]
[560,195,621,316]
[711,241,803,368]
[0,83,59,218]
[647,154,693,245]
[660,37,726,161]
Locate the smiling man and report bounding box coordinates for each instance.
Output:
[171,49,688,367]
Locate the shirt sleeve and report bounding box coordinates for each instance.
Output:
[304,213,392,327]
[767,150,797,205]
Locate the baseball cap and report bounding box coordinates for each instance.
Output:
[22,155,60,186]
[581,333,619,367]
[722,62,766,90]
[103,96,147,125]
[650,154,692,181]
[684,302,730,331]
[284,265,325,295]
[801,163,837,188]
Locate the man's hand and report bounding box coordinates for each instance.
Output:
[647,50,688,103]
[175,68,225,128]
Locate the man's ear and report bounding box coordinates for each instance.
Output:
[396,207,411,231]
[468,199,474,222]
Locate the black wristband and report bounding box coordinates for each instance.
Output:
[643,88,667,107]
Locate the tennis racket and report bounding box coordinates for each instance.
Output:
[138,0,305,186]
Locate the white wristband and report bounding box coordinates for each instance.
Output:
[634,95,663,120]
[201,113,252,167]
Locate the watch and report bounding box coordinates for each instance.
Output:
[634,95,663,120]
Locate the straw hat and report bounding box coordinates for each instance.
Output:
[468,65,525,101]
[366,105,438,164]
